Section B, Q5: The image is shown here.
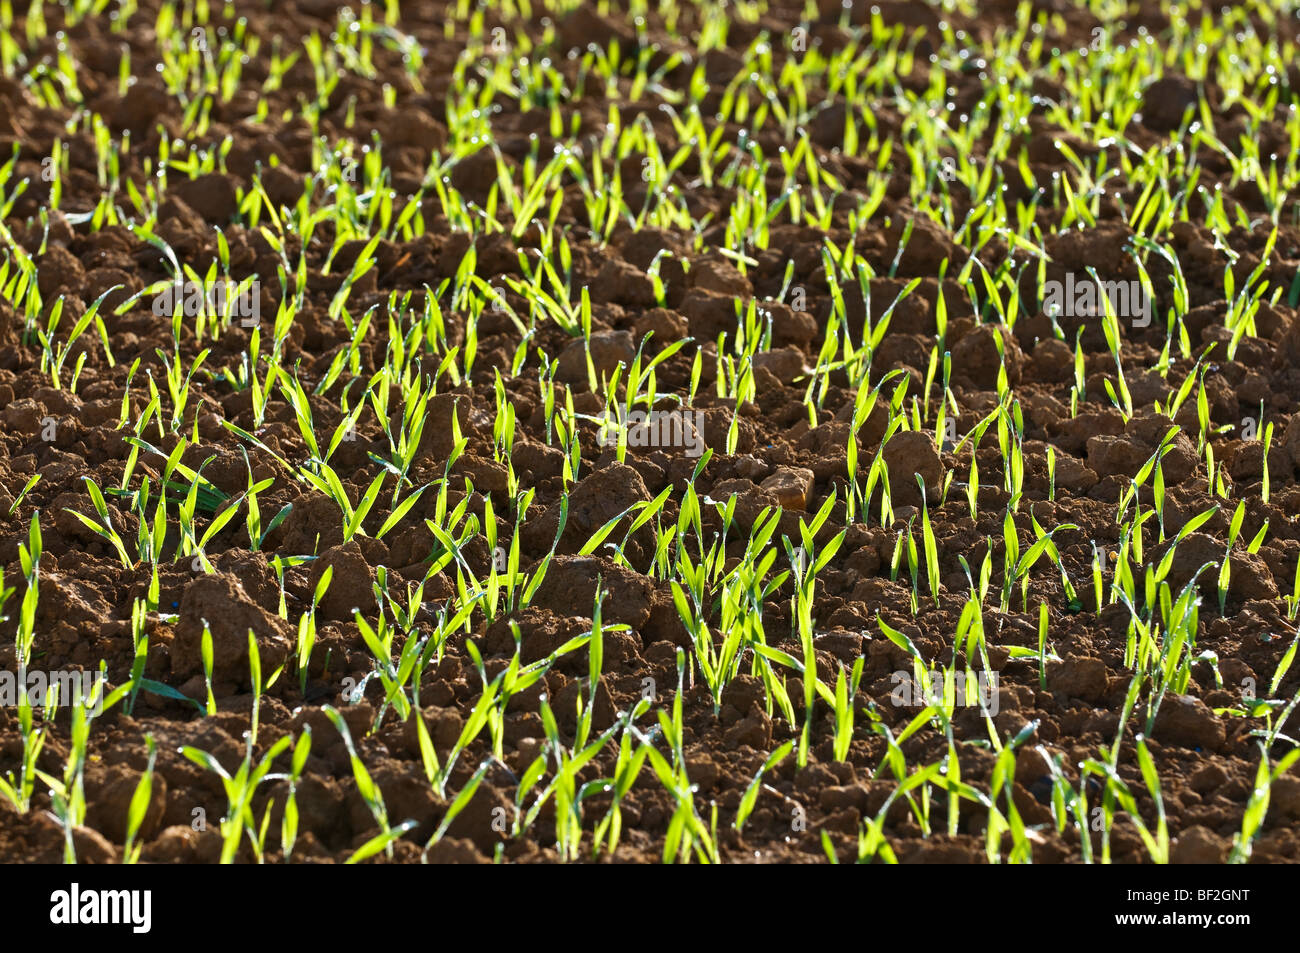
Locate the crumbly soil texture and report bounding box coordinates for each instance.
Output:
[2,0,1300,864]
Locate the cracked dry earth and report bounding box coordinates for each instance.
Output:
[2,0,1300,864]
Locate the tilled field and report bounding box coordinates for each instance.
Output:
[2,0,1300,864]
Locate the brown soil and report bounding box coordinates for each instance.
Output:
[1,0,1299,865]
